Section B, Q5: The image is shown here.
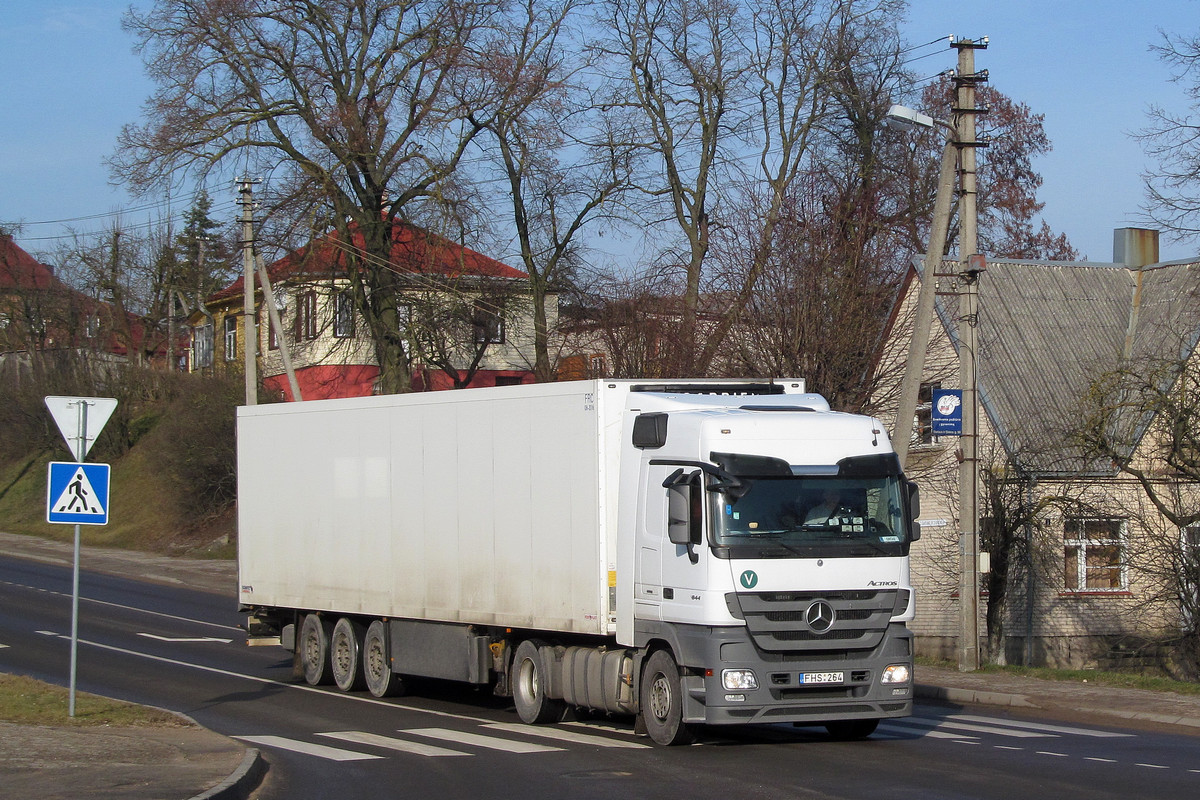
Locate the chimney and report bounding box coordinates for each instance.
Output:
[1113,227,1159,268]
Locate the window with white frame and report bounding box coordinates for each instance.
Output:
[1184,525,1200,614]
[194,323,214,369]
[295,291,318,341]
[1063,517,1127,592]
[472,298,505,344]
[223,316,238,361]
[334,290,355,338]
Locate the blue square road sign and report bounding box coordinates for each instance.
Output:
[47,462,110,526]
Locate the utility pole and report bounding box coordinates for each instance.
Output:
[954,37,987,672]
[238,178,260,406]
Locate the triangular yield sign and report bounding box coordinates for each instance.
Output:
[44,396,118,461]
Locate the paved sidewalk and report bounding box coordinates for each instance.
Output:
[2,530,1199,799]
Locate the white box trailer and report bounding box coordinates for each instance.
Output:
[238,380,920,745]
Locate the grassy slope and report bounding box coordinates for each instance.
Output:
[0,439,234,555]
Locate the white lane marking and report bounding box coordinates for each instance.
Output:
[138,634,233,643]
[482,722,650,749]
[406,728,563,754]
[235,735,383,761]
[0,643,8,649]
[878,721,980,740]
[946,714,1133,738]
[562,720,640,737]
[900,717,1054,738]
[318,731,469,757]
[1036,751,1068,757]
[32,630,493,723]
[1086,757,1118,764]
[1135,763,1170,769]
[7,579,240,633]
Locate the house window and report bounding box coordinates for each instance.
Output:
[295,291,318,341]
[1063,517,1126,592]
[85,315,100,339]
[224,316,238,361]
[334,290,355,338]
[473,298,505,344]
[194,323,214,369]
[913,382,940,446]
[1184,526,1200,625]
[590,354,607,376]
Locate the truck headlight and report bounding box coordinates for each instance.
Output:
[880,664,911,684]
[722,669,758,690]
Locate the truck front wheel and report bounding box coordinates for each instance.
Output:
[299,614,333,686]
[639,650,696,746]
[513,640,564,724]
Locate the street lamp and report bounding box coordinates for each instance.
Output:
[886,104,956,470]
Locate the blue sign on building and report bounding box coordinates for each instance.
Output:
[47,462,110,526]
[931,389,963,436]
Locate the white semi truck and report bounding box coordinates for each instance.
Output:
[237,379,920,745]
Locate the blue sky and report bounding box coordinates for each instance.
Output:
[2,0,1198,262]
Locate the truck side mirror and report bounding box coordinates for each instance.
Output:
[906,480,921,541]
[667,484,692,546]
[666,477,701,563]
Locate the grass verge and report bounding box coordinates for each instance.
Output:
[917,656,1200,696]
[0,673,187,727]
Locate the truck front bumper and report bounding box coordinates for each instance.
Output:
[666,622,914,727]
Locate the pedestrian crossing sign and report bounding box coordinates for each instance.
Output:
[47,462,110,526]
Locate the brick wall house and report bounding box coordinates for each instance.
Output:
[877,229,1200,668]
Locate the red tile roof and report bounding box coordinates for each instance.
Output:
[210,220,526,302]
[1,235,65,291]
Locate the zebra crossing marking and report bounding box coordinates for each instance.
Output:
[317,730,470,757]
[405,727,564,753]
[482,722,650,748]
[235,735,383,761]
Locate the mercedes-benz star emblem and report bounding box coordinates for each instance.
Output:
[805,600,836,634]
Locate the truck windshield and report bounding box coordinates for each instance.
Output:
[712,475,911,558]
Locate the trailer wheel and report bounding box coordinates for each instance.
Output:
[363,620,405,698]
[639,650,696,746]
[330,617,366,692]
[513,640,564,724]
[299,614,334,686]
[824,719,879,740]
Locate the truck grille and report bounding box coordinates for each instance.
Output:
[727,590,899,653]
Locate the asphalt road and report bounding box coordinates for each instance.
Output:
[2,551,1198,800]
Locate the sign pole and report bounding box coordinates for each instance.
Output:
[68,400,89,718]
[45,396,116,718]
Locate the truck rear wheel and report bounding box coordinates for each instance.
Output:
[639,650,696,746]
[363,620,405,698]
[331,617,366,692]
[513,640,565,724]
[299,614,334,686]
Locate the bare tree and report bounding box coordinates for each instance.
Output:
[1070,348,1200,674]
[1139,27,1200,241]
[114,0,546,393]
[593,0,913,376]
[480,0,637,382]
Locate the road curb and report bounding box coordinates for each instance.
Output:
[189,748,266,800]
[915,683,1037,709]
